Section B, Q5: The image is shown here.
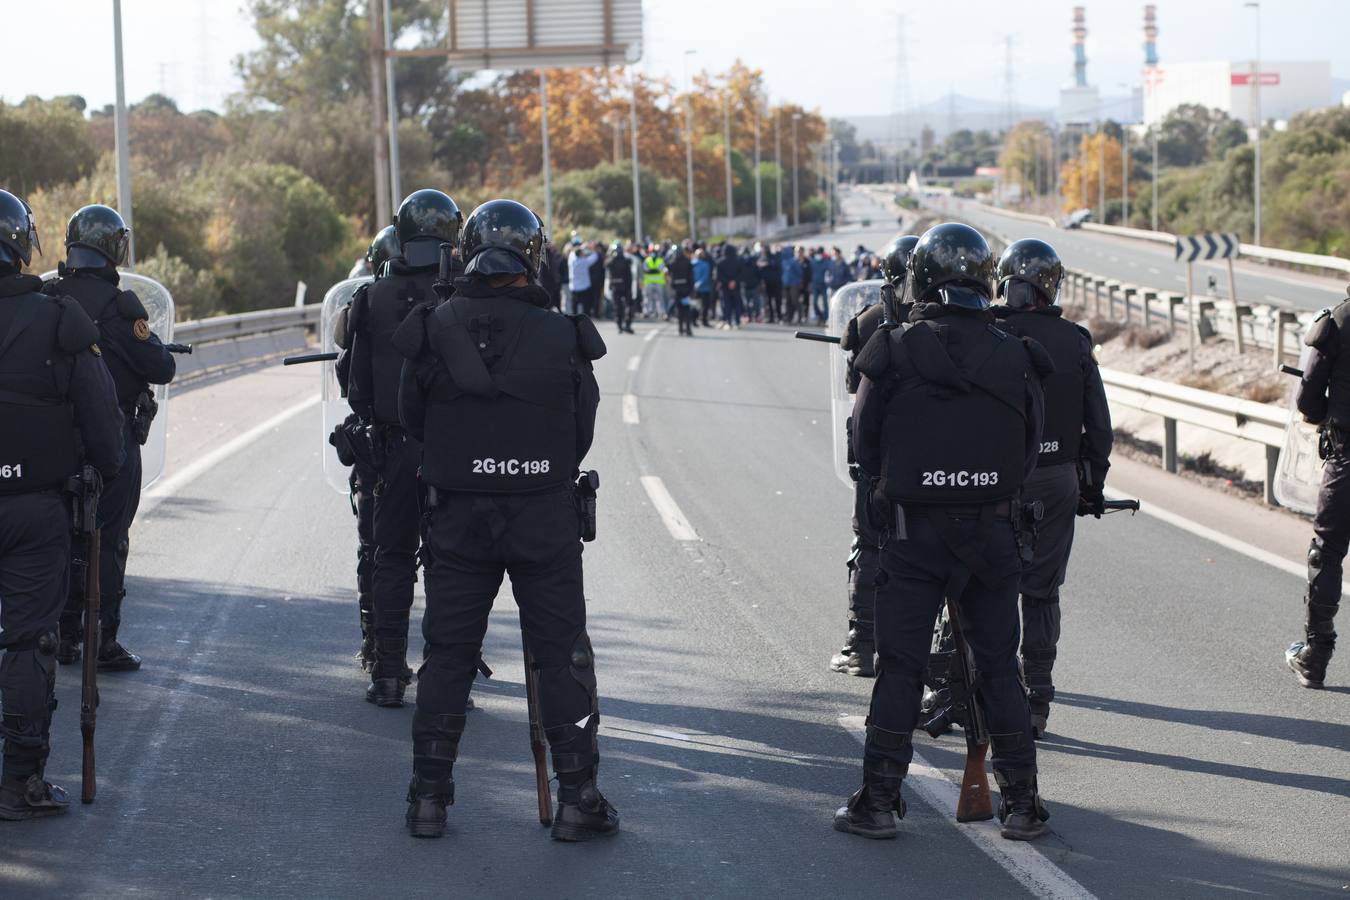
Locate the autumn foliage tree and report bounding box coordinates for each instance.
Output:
[1059,132,1123,214]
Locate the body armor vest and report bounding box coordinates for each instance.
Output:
[364,269,436,424]
[0,288,79,494]
[880,317,1028,504]
[53,273,146,408]
[421,295,578,493]
[998,309,1084,466]
[1326,301,1350,428]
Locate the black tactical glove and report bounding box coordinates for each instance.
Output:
[1077,485,1106,519]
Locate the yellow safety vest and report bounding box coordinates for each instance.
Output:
[642,255,666,286]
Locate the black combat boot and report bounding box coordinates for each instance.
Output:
[366,676,407,707]
[0,773,70,821]
[1286,641,1334,689]
[833,758,907,840]
[829,622,876,677]
[405,774,454,838]
[356,606,375,673]
[98,593,141,671]
[56,618,82,666]
[551,773,620,842]
[994,768,1050,841]
[367,625,413,707]
[405,712,464,838]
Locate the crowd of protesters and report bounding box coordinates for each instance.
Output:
[535,235,886,337]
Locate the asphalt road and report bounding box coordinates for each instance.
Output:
[3,258,1348,897]
[929,195,1347,314]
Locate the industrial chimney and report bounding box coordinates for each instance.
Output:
[1073,6,1088,88]
[1144,4,1159,67]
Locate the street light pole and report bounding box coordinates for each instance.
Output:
[723,92,734,221]
[1097,120,1105,224]
[774,105,783,224]
[1152,125,1159,232]
[629,67,642,245]
[112,0,135,266]
[1246,1,1262,245]
[683,50,696,241]
[382,0,402,207]
[539,70,553,238]
[753,94,762,239]
[791,113,801,226]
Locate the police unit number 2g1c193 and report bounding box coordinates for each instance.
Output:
[0,464,23,480]
[471,458,551,476]
[921,470,999,487]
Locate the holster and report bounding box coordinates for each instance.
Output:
[130,390,158,446]
[1319,424,1345,461]
[574,470,599,542]
[1014,500,1044,566]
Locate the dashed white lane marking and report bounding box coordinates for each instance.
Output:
[1265,294,1285,304]
[140,395,320,517]
[1148,267,1161,275]
[839,716,1096,900]
[1104,487,1350,595]
[643,326,661,343]
[627,355,641,372]
[622,393,641,425]
[640,475,700,541]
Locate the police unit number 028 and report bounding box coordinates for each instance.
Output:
[0,463,22,480]
[921,470,998,487]
[471,458,550,476]
[1040,441,1060,454]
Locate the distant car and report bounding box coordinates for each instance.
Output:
[1064,208,1093,230]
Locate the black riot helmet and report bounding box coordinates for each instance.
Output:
[996,239,1064,309]
[395,189,462,268]
[909,222,995,310]
[880,235,919,287]
[0,189,41,268]
[65,204,130,268]
[366,224,401,277]
[460,199,546,279]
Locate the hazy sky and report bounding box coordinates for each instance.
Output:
[7,1,1349,116]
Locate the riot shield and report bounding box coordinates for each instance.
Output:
[321,277,372,494]
[1274,346,1321,515]
[827,280,884,487]
[42,270,175,489]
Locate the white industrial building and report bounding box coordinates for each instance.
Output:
[1143,60,1332,125]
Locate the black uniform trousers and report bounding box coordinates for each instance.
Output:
[1018,462,1080,714]
[866,506,1036,773]
[61,420,141,645]
[847,478,883,639]
[370,430,422,679]
[612,285,633,332]
[0,493,69,778]
[350,460,377,623]
[1308,448,1350,646]
[415,487,597,782]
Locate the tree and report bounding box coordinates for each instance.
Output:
[1058,133,1123,213]
[998,121,1054,202]
[0,97,97,195]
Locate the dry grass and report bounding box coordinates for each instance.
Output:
[1242,381,1286,404]
[1088,317,1124,344]
[1179,371,1223,392]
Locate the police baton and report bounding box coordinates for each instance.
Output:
[164,343,193,354]
[1279,364,1303,378]
[794,331,840,344]
[283,352,339,366]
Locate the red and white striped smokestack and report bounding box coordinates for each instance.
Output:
[1144,4,1159,67]
[1073,6,1088,88]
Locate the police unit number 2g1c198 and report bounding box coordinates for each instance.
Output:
[0,463,23,480]
[471,458,551,476]
[921,470,998,487]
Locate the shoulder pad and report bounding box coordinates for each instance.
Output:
[392,302,433,360]
[1305,309,1338,350]
[1073,322,1093,344]
[348,285,370,331]
[1021,336,1056,377]
[840,315,862,352]
[1314,307,1331,322]
[853,324,895,381]
[568,314,607,361]
[52,295,100,354]
[116,289,148,320]
[1331,299,1350,328]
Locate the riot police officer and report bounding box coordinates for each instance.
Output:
[348,189,462,707]
[393,199,617,841]
[1287,287,1350,688]
[333,225,401,670]
[0,190,124,819]
[835,223,1052,842]
[48,205,176,672]
[993,239,1113,735]
[830,235,919,678]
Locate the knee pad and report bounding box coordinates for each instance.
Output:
[865,721,912,752]
[568,632,597,696]
[990,731,1026,755]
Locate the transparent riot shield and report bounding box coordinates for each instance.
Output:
[321,277,372,494]
[42,270,174,489]
[827,280,884,487]
[1274,346,1321,515]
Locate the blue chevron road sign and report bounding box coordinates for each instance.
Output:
[1174,233,1240,262]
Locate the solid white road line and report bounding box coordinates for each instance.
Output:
[139,395,320,517]
[839,716,1097,900]
[627,355,641,372]
[622,393,641,425]
[640,475,700,541]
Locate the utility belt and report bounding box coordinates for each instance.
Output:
[422,469,600,543]
[880,496,1043,566]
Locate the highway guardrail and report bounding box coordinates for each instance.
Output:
[172,304,321,381]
